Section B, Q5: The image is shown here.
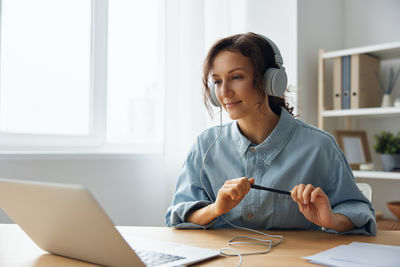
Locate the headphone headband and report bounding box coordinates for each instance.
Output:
[260,35,284,68]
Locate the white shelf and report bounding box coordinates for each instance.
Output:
[323,41,400,60]
[320,42,400,183]
[353,171,400,180]
[322,107,400,118]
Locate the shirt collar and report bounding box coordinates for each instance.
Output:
[231,121,251,156]
[231,108,297,164]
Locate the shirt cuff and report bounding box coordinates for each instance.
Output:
[322,201,377,235]
[167,200,217,229]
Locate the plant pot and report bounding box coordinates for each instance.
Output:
[380,154,400,172]
[381,94,392,107]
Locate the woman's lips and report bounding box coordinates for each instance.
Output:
[225,101,241,109]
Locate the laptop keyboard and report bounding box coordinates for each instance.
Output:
[135,249,186,266]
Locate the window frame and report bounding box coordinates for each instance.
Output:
[0,0,107,149]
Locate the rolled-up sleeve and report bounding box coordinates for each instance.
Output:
[322,154,377,235]
[165,140,216,229]
[165,200,216,229]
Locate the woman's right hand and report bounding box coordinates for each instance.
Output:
[211,177,254,216]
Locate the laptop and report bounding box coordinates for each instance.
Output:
[0,178,220,267]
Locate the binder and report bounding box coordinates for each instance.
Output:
[350,54,381,109]
[341,56,351,109]
[332,54,381,110]
[333,57,342,110]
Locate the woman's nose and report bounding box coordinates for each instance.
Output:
[220,81,232,98]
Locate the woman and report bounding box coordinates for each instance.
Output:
[165,32,376,235]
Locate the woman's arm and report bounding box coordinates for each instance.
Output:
[186,203,219,226]
[187,177,254,226]
[291,184,355,232]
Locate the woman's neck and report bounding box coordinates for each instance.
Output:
[237,105,280,145]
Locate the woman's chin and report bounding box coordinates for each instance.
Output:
[223,106,245,120]
[225,112,242,121]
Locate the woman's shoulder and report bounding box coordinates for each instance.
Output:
[184,121,235,161]
[197,121,234,141]
[293,119,340,150]
[188,121,234,156]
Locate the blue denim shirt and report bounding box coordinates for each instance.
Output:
[165,109,377,235]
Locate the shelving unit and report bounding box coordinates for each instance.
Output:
[353,171,400,180]
[322,107,400,118]
[318,42,400,180]
[322,41,400,60]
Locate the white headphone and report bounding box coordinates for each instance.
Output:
[208,35,288,108]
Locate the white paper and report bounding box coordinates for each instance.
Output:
[303,242,400,267]
[304,245,366,267]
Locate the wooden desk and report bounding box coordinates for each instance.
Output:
[1,224,400,266]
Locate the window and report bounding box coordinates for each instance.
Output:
[107,0,163,147]
[0,0,163,151]
[0,0,91,136]
[0,0,105,147]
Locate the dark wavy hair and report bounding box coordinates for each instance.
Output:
[202,32,294,117]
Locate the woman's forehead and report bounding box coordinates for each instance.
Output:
[212,50,254,75]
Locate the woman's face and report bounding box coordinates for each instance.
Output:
[212,50,263,121]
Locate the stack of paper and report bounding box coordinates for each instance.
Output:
[303,242,400,267]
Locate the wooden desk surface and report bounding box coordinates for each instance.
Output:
[1,224,400,267]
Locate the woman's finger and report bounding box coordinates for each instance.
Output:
[291,185,298,201]
[302,184,315,205]
[225,178,252,196]
[310,187,326,203]
[296,184,306,203]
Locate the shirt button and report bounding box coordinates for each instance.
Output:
[248,213,253,218]
[250,147,256,152]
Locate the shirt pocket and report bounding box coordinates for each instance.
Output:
[272,193,313,229]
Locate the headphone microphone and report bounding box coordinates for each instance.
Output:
[208,35,288,108]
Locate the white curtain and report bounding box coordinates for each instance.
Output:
[162,0,247,210]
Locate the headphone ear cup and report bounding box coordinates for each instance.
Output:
[264,67,287,97]
[209,83,221,107]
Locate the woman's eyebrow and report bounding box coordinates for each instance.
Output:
[228,67,246,73]
[212,67,247,77]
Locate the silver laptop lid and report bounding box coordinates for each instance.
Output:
[0,178,144,267]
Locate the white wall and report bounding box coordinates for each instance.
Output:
[297,0,344,124]
[0,155,165,226]
[343,0,400,48]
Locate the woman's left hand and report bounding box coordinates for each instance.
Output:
[290,184,335,228]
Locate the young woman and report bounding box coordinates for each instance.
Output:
[165,32,376,235]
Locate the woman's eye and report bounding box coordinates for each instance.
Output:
[213,80,221,86]
[232,75,242,80]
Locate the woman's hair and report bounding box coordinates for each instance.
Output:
[202,32,294,116]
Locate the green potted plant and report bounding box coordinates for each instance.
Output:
[373,131,400,171]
